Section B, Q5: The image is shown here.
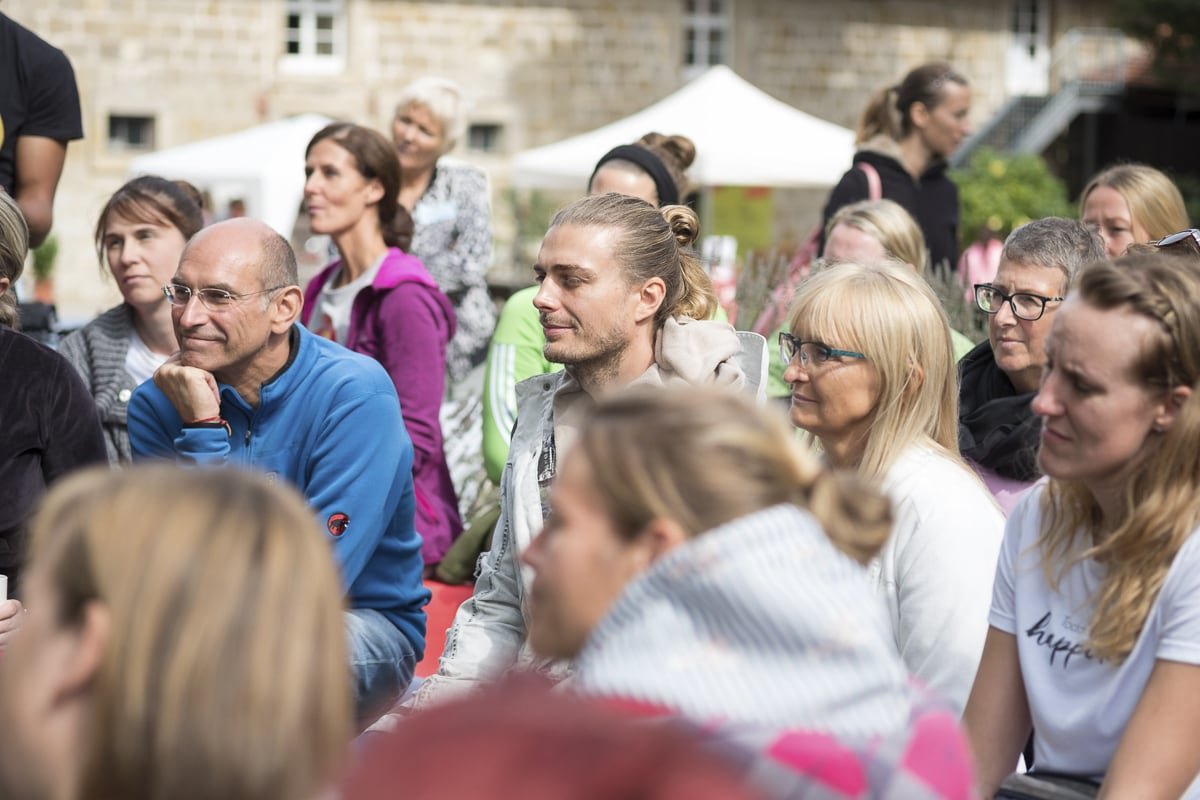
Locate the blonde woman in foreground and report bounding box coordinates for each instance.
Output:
[521,387,975,798]
[0,466,351,800]
[965,253,1200,798]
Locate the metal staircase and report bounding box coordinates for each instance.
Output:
[953,28,1131,166]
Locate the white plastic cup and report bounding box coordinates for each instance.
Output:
[0,574,7,602]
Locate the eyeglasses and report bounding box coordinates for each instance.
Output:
[778,332,866,368]
[163,283,286,311]
[1155,229,1200,256]
[974,284,1064,322]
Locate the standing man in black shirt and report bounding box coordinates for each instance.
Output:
[0,8,83,247]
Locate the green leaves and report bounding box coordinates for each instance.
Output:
[950,148,1074,253]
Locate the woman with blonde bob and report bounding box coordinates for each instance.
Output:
[1079,163,1189,258]
[521,387,974,797]
[824,197,929,274]
[0,466,352,800]
[765,198,952,400]
[965,253,1200,797]
[782,261,1003,713]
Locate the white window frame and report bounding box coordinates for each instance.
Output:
[280,0,346,75]
[682,0,732,79]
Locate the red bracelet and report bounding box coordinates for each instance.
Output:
[186,415,232,437]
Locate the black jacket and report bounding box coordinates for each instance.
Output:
[821,137,960,272]
[0,327,106,590]
[957,340,1041,482]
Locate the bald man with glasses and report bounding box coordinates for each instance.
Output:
[128,218,430,728]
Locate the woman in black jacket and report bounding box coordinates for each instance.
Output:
[822,62,971,273]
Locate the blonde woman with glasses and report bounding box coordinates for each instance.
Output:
[782,261,1003,713]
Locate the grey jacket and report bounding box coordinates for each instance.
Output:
[414,316,744,706]
[58,304,139,463]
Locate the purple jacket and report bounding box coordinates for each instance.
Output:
[303,248,462,563]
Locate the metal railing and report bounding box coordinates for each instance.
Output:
[953,28,1131,164]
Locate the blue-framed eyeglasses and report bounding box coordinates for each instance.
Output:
[778,332,866,367]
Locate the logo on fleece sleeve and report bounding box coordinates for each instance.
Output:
[326,512,350,537]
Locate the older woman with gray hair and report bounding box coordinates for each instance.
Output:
[958,217,1104,511]
[393,76,495,380]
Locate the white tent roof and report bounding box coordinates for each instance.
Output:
[512,66,854,190]
[129,113,334,238]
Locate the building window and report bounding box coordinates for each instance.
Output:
[467,123,502,153]
[683,0,730,75]
[284,0,343,60]
[107,115,155,151]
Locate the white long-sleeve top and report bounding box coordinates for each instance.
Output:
[871,443,1005,713]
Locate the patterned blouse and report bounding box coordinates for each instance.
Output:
[410,158,496,381]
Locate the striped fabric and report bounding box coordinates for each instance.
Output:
[574,504,974,799]
[486,341,519,448]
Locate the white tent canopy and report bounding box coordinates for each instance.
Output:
[512,66,854,190]
[129,113,333,238]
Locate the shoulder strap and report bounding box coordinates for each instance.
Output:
[856,162,882,201]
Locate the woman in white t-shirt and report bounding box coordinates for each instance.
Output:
[964,252,1200,797]
[782,261,1004,713]
[60,176,205,463]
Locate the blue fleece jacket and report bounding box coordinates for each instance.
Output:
[128,324,430,658]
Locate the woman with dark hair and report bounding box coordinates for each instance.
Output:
[301,122,461,566]
[59,175,205,463]
[822,62,972,272]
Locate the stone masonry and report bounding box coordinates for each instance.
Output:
[4,0,1111,319]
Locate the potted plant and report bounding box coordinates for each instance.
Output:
[30,233,58,304]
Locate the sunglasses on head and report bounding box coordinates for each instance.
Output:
[1154,229,1200,256]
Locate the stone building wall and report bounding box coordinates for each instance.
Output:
[4,0,1114,318]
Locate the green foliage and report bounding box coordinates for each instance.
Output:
[1111,0,1200,89]
[926,265,988,344]
[1170,173,1200,226]
[507,187,572,287]
[30,234,58,281]
[950,148,1074,254]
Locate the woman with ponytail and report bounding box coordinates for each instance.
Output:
[821,62,971,272]
[411,193,743,707]
[521,387,974,798]
[301,122,461,567]
[966,253,1200,797]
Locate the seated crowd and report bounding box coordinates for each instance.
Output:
[4,62,1200,800]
